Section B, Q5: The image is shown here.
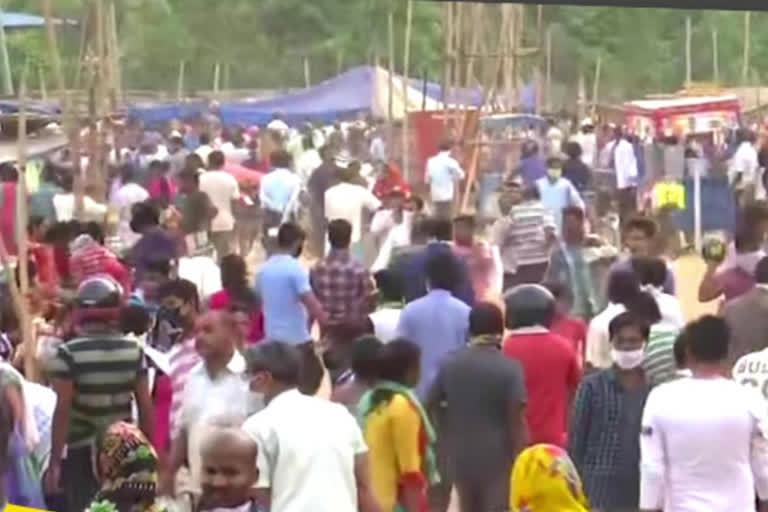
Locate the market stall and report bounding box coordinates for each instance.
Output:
[623,94,741,138]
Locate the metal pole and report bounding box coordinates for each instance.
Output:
[0,8,14,96]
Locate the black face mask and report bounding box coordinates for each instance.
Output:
[151,305,184,352]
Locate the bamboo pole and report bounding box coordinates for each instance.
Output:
[38,64,48,101]
[545,25,552,113]
[685,16,692,88]
[42,0,70,113]
[0,237,31,378]
[451,1,462,114]
[742,11,751,85]
[402,0,413,182]
[577,70,586,121]
[73,5,90,92]
[176,60,185,101]
[387,0,395,124]
[712,27,719,84]
[303,56,311,89]
[213,61,221,95]
[108,0,122,106]
[464,4,481,90]
[591,54,602,117]
[442,2,453,123]
[502,5,513,110]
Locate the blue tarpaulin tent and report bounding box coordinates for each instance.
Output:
[0,11,77,29]
[128,101,207,127]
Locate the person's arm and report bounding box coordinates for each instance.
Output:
[568,181,585,210]
[639,390,665,512]
[300,291,328,327]
[568,380,591,470]
[584,319,604,372]
[44,376,73,494]
[364,189,383,213]
[749,396,768,511]
[161,427,187,496]
[134,373,154,443]
[360,269,379,314]
[453,159,466,182]
[698,261,724,302]
[355,452,383,512]
[391,397,429,512]
[259,177,275,211]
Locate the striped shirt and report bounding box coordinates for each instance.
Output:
[47,336,147,447]
[493,201,555,273]
[169,337,202,439]
[643,326,680,388]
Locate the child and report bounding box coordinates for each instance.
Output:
[199,424,261,512]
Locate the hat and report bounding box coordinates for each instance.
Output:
[169,130,183,140]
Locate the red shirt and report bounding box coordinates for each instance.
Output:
[372,164,410,199]
[551,314,587,364]
[503,327,581,447]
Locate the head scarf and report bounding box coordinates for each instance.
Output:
[92,422,163,512]
[510,444,589,512]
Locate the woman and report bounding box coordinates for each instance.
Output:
[88,421,166,512]
[0,363,47,509]
[209,254,263,345]
[510,444,590,512]
[358,339,439,512]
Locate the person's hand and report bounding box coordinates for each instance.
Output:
[43,461,61,494]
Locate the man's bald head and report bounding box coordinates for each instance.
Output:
[200,424,259,509]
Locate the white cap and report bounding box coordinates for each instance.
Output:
[170,130,183,139]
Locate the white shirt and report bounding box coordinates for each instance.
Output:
[242,389,367,512]
[324,182,381,244]
[180,351,258,493]
[295,149,322,182]
[267,119,290,137]
[733,348,768,405]
[649,287,685,330]
[112,182,149,250]
[178,255,222,301]
[585,302,626,369]
[199,170,240,232]
[426,151,465,202]
[614,138,639,190]
[195,144,213,164]
[368,308,402,342]
[574,132,597,168]
[547,126,564,156]
[371,221,411,273]
[53,193,108,223]
[640,377,768,511]
[730,141,760,188]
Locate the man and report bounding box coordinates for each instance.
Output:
[112,163,150,250]
[200,150,240,258]
[325,161,382,260]
[310,219,377,369]
[574,117,597,168]
[427,302,527,512]
[608,215,675,295]
[242,342,381,512]
[199,423,260,511]
[368,269,404,343]
[256,222,327,394]
[426,139,465,219]
[29,162,62,224]
[396,249,471,399]
[535,155,585,234]
[53,172,108,223]
[168,130,191,177]
[545,207,605,320]
[724,256,768,367]
[45,277,153,512]
[163,309,254,503]
[611,127,640,223]
[570,312,649,512]
[730,128,760,206]
[195,132,214,164]
[266,113,289,139]
[259,149,302,253]
[544,280,588,366]
[174,168,218,257]
[546,118,564,157]
[371,193,422,273]
[502,284,581,446]
[452,214,502,301]
[307,145,339,256]
[492,177,556,289]
[394,217,475,307]
[641,315,768,512]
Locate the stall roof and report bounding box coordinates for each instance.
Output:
[625,94,740,112]
[1,11,77,29]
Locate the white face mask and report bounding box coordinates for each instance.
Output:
[611,348,645,370]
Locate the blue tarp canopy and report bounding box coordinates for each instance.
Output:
[0,99,60,116]
[1,11,76,29]
[128,101,207,127]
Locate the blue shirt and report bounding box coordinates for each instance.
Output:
[519,156,547,187]
[259,168,302,214]
[535,177,585,233]
[28,182,61,222]
[257,254,311,344]
[396,289,471,399]
[396,242,475,307]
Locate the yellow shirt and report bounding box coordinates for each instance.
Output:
[652,181,685,210]
[363,394,426,512]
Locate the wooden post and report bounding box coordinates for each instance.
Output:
[402,0,413,182]
[38,64,48,101]
[442,2,453,118]
[213,61,221,95]
[42,0,70,114]
[336,49,344,75]
[464,4,481,89]
[303,56,311,88]
[742,11,751,85]
[387,0,395,124]
[577,70,586,121]
[502,5,513,110]
[176,60,185,101]
[545,25,553,113]
[108,0,122,106]
[451,1,462,114]
[712,27,719,84]
[685,16,692,88]
[591,54,602,117]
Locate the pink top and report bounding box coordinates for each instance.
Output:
[209,289,264,344]
[169,337,202,439]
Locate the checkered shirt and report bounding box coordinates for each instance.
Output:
[310,249,376,326]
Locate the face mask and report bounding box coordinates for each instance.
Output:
[547,167,561,180]
[152,306,185,352]
[611,348,645,370]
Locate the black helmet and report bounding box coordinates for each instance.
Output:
[504,284,556,330]
[75,276,123,310]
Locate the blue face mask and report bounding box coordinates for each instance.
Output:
[151,306,184,352]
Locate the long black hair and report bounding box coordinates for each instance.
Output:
[367,338,421,410]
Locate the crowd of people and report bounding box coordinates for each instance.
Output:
[3,109,768,512]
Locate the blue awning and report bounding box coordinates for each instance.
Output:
[0,11,77,30]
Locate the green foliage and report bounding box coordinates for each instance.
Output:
[0,2,765,100]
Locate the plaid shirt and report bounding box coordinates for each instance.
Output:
[310,249,376,326]
[568,368,648,509]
